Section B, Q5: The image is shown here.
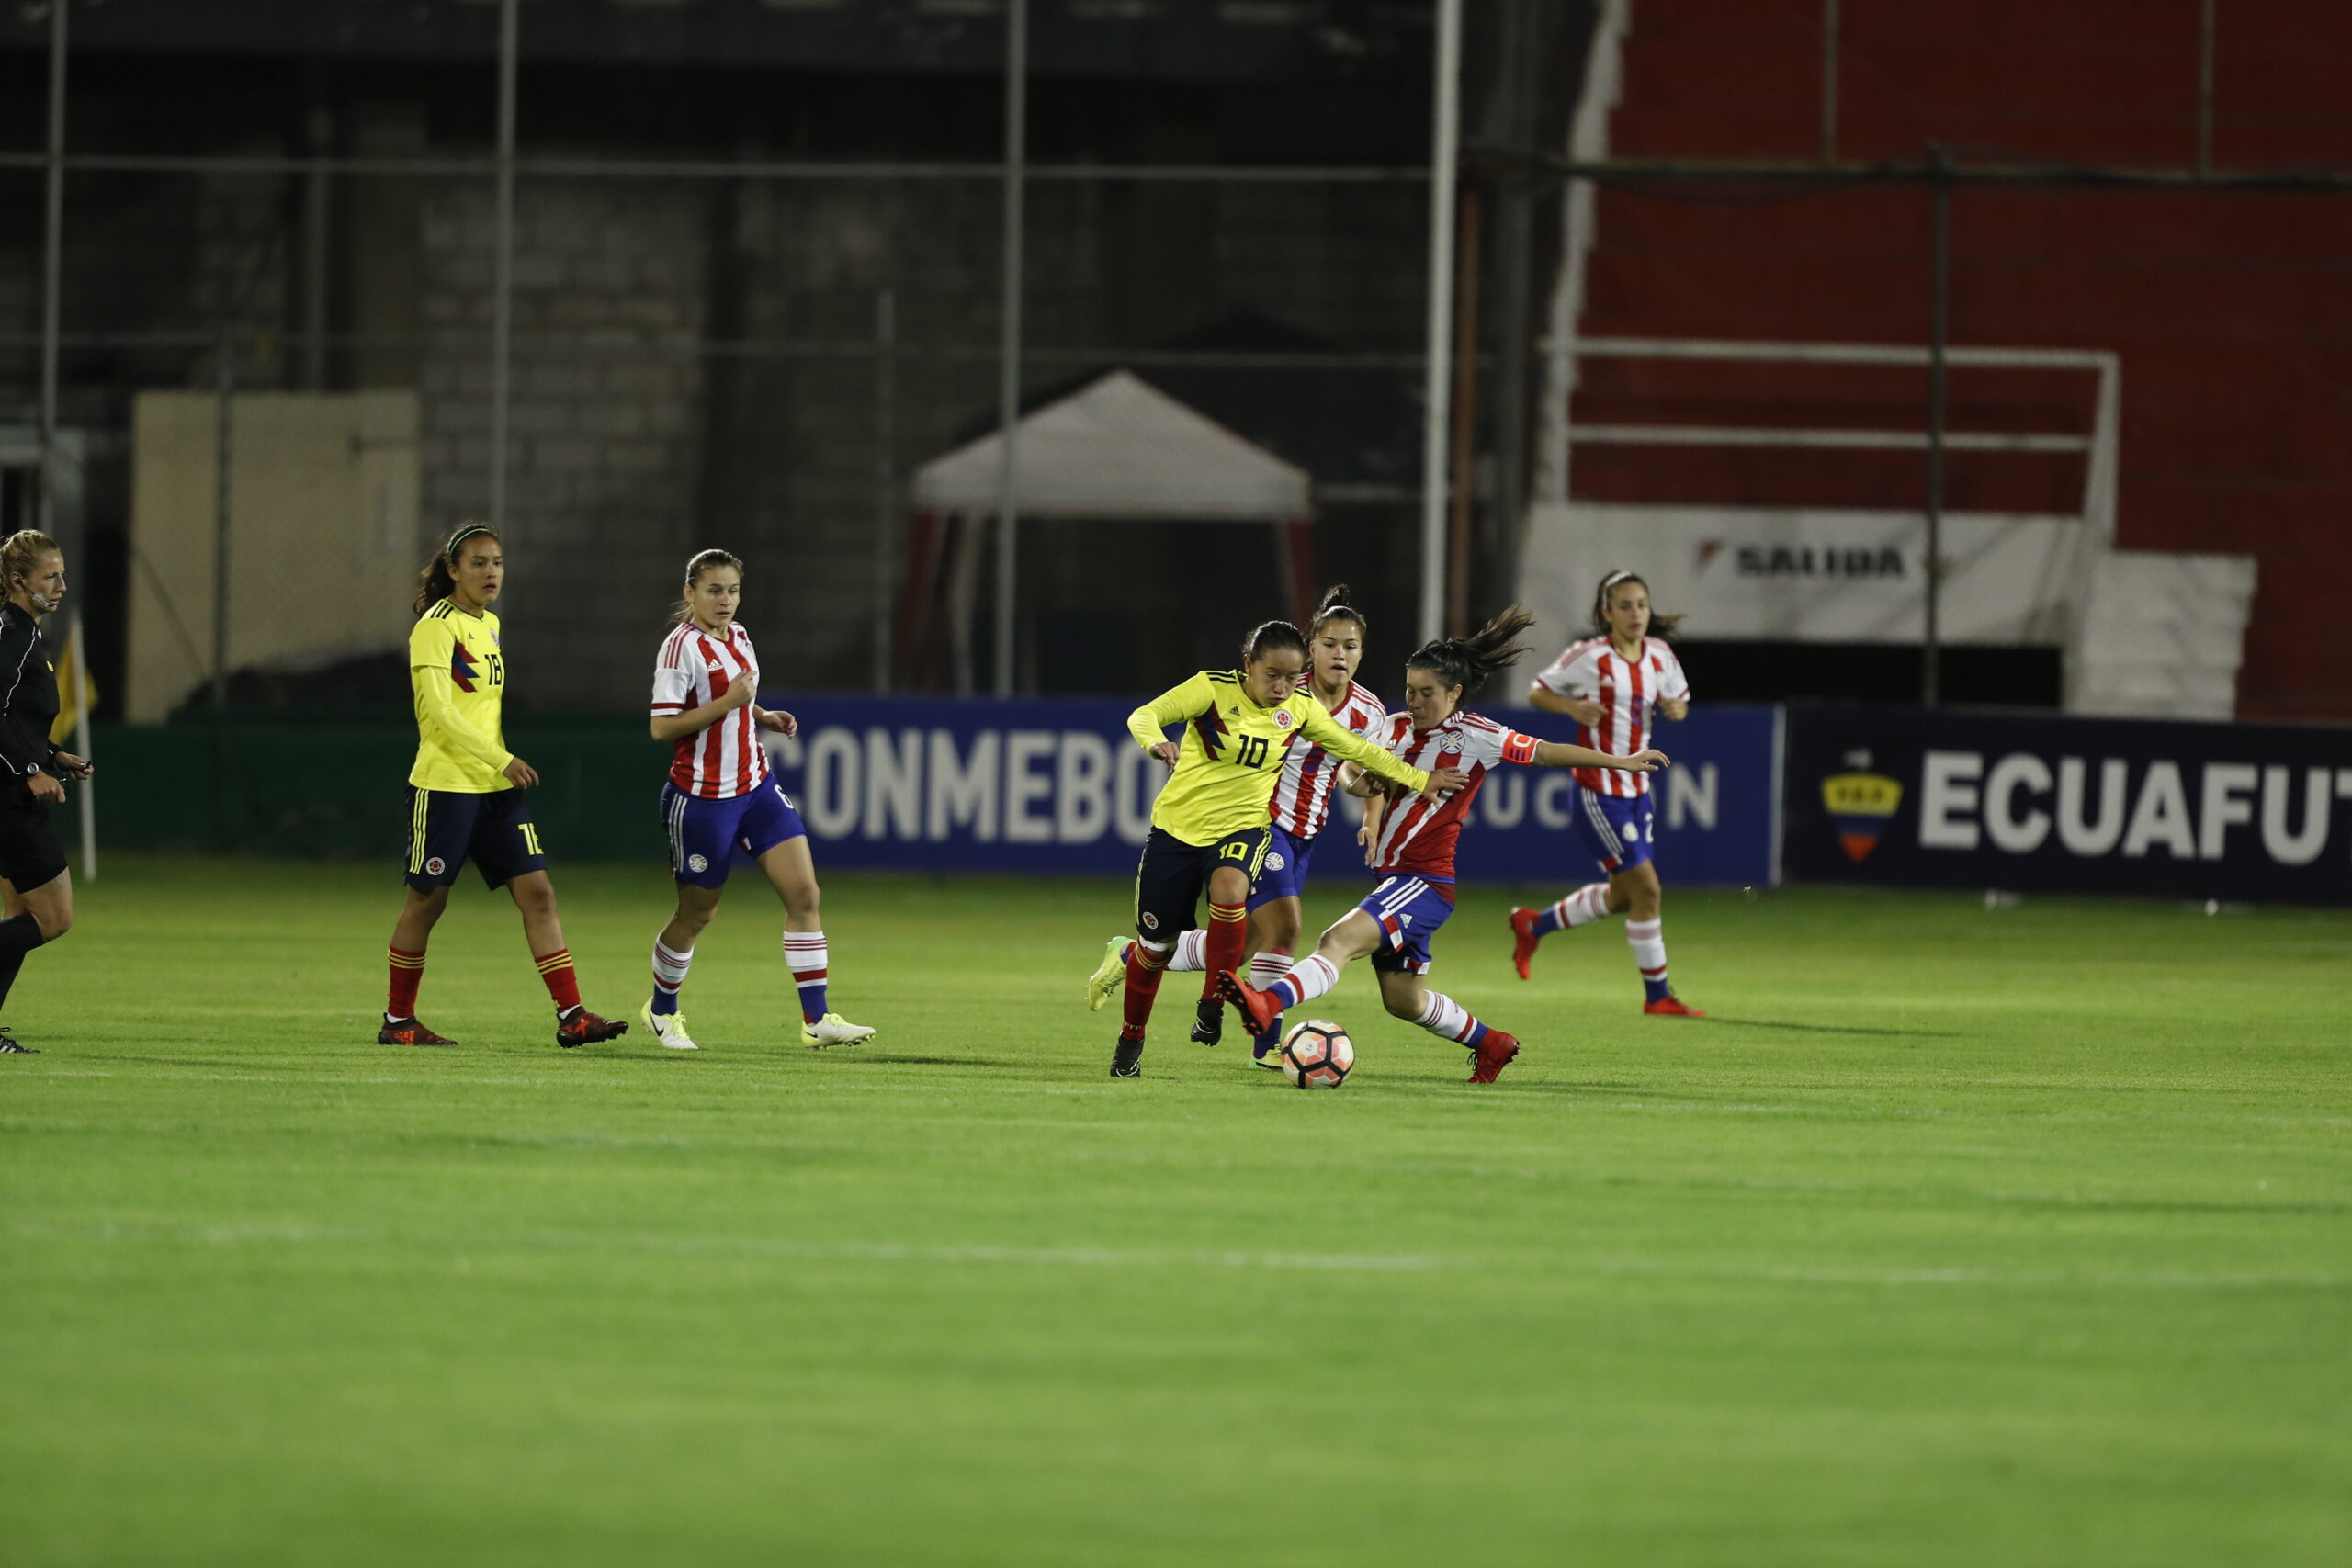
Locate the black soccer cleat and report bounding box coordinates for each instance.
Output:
[1189,995,1224,1047]
[1110,1036,1144,1077]
[378,1016,457,1047]
[557,1007,629,1048]
[0,1025,35,1054]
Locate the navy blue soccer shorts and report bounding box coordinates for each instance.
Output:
[1570,786,1657,876]
[405,786,548,892]
[1355,873,1457,976]
[662,779,806,888]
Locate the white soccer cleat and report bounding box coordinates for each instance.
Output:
[1083,935,1131,1011]
[800,1011,876,1049]
[639,1000,700,1050]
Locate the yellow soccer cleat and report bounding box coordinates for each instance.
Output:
[1084,936,1131,1011]
[800,1011,876,1049]
[639,1000,700,1051]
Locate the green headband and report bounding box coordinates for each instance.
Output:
[446,525,495,561]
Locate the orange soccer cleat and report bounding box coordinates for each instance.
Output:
[1507,907,1544,980]
[378,1016,457,1046]
[1214,970,1283,1037]
[1643,995,1706,1018]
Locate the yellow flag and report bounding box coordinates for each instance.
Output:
[51,624,96,745]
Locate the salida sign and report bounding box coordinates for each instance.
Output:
[1783,706,2352,904]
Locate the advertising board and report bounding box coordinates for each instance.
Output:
[758,696,1781,887]
[1781,705,2352,905]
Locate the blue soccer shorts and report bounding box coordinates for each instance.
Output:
[1356,874,1457,976]
[662,780,806,888]
[1247,823,1317,913]
[1571,786,1657,876]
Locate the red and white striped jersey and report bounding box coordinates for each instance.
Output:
[1267,678,1385,840]
[1367,710,1540,887]
[1532,636,1689,798]
[651,620,771,799]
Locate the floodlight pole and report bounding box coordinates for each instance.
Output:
[1418,0,1464,645]
[1924,148,1952,708]
[489,0,518,533]
[992,0,1027,697]
[872,288,897,694]
[37,0,65,536]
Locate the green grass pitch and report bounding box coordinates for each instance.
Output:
[4,855,2347,1566]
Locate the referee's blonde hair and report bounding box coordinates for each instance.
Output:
[0,530,60,600]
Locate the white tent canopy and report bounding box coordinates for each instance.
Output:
[911,370,1311,521]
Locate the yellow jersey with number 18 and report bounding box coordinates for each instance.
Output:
[1126,670,1430,847]
[407,599,514,793]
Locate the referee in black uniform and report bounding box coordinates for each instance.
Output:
[0,530,95,1053]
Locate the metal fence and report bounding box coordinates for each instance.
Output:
[4,0,1521,728]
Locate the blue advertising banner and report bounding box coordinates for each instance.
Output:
[755,695,1780,887]
[1781,705,2352,905]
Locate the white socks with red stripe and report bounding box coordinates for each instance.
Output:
[1625,919,1671,1003]
[1413,990,1491,1048]
[650,939,693,1016]
[1162,929,1209,972]
[1162,929,1289,984]
[783,930,830,1022]
[1269,953,1340,1010]
[1552,883,1615,930]
[1248,950,1294,991]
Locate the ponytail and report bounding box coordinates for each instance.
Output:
[1404,604,1537,698]
[1308,582,1368,640]
[414,521,499,615]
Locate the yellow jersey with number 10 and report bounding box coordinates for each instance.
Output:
[407,599,514,793]
[1126,670,1430,847]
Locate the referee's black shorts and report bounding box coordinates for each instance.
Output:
[0,782,67,893]
[1132,824,1271,945]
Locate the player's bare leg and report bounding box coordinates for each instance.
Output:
[390,881,447,954]
[380,883,457,1045]
[1613,862,1659,922]
[762,837,873,1047]
[509,871,627,1046]
[643,882,723,1050]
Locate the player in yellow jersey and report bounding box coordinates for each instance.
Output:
[1093,617,1466,1078]
[377,523,628,1049]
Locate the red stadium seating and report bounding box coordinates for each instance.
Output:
[1579,0,2352,718]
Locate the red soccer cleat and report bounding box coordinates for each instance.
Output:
[378,1016,457,1046]
[1643,995,1706,1018]
[1468,1029,1521,1085]
[556,1008,629,1048]
[1214,969,1282,1037]
[1507,907,1543,981]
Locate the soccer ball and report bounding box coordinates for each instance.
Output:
[1279,1019,1354,1089]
